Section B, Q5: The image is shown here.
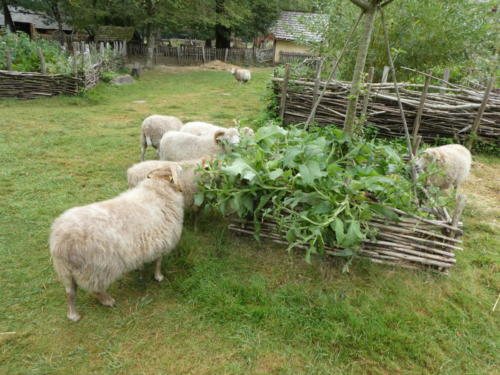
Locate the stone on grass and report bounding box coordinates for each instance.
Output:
[111,75,134,85]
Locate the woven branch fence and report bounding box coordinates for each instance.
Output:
[229,203,465,274]
[0,41,125,99]
[273,74,499,144]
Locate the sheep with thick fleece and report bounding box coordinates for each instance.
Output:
[140,115,183,161]
[231,68,251,83]
[50,165,184,322]
[181,121,254,138]
[415,144,472,189]
[159,128,239,161]
[127,158,206,210]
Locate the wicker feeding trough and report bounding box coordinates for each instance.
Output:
[228,200,465,274]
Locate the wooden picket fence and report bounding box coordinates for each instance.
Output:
[127,43,273,65]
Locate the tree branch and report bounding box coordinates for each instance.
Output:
[349,0,370,11]
[381,0,397,7]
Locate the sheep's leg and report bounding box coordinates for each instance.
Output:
[95,291,116,307]
[154,257,164,282]
[140,143,146,161]
[66,278,81,322]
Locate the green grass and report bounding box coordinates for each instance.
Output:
[0,67,498,375]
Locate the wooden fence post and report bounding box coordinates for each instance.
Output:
[201,46,206,64]
[37,47,46,74]
[312,59,324,109]
[177,46,181,65]
[439,68,450,94]
[412,70,432,148]
[279,64,291,121]
[467,75,495,149]
[72,51,78,76]
[123,41,127,57]
[5,48,12,71]
[381,65,390,83]
[224,48,229,63]
[360,66,375,126]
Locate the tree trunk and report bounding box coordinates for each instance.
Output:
[215,0,230,48]
[2,0,16,33]
[146,26,155,69]
[343,3,378,135]
[205,39,212,48]
[51,1,65,44]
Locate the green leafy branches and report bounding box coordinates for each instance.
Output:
[198,122,441,263]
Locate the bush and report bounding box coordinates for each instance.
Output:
[0,32,72,74]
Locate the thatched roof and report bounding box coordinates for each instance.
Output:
[95,26,135,42]
[0,6,72,31]
[270,11,327,43]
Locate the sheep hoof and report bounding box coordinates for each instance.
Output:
[96,292,116,307]
[154,273,164,282]
[67,312,81,322]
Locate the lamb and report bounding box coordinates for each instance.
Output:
[159,128,240,161]
[50,165,185,322]
[415,144,472,189]
[127,158,207,210]
[181,121,254,138]
[231,68,251,83]
[140,115,183,161]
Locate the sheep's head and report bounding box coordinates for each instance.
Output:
[415,149,444,174]
[230,68,236,75]
[214,128,240,146]
[240,127,254,137]
[147,165,183,192]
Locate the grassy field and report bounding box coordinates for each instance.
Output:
[0,67,498,375]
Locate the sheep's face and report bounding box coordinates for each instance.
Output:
[240,127,254,137]
[214,128,240,146]
[147,165,183,192]
[230,68,236,75]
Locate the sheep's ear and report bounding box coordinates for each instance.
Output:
[148,166,183,192]
[147,167,174,182]
[214,130,226,144]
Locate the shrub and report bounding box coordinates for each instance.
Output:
[0,32,72,74]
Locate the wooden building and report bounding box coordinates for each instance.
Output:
[270,11,327,64]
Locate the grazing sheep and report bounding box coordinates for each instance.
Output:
[181,122,254,138]
[50,165,185,322]
[415,144,472,189]
[231,68,251,83]
[159,128,240,161]
[180,121,224,136]
[127,158,207,210]
[140,115,183,161]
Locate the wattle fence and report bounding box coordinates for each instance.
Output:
[0,41,125,99]
[273,65,499,145]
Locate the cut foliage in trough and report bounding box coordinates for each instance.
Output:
[197,123,463,273]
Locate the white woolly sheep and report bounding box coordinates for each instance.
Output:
[127,158,207,210]
[50,165,185,322]
[230,68,251,83]
[159,128,240,161]
[415,144,472,189]
[181,122,254,138]
[140,115,183,161]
